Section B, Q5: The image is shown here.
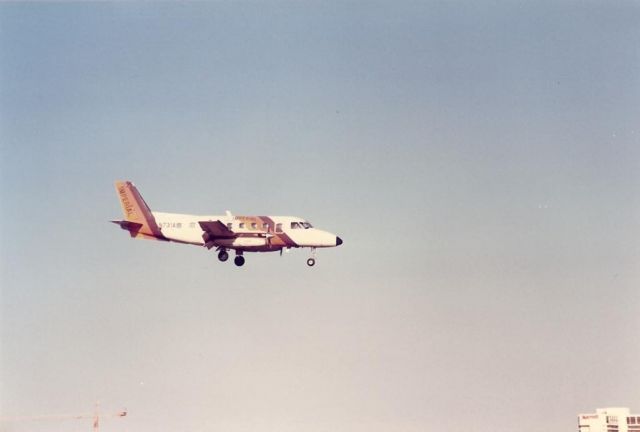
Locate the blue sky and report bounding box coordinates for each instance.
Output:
[1,2,639,432]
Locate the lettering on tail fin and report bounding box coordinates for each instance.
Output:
[118,185,137,219]
[114,181,165,241]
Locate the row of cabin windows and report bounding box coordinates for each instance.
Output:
[226,222,285,232]
[228,222,281,231]
[179,221,313,232]
[224,221,313,231]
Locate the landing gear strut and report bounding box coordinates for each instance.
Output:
[218,250,229,262]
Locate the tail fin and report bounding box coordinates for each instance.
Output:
[112,181,165,240]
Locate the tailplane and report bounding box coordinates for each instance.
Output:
[112,181,165,241]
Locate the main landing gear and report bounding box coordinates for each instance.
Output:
[233,251,245,267]
[217,250,229,262]
[216,248,245,266]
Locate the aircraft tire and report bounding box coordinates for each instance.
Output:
[306,258,316,267]
[218,251,229,262]
[234,256,245,267]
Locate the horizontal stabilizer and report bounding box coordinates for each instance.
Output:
[110,219,144,238]
[111,219,143,230]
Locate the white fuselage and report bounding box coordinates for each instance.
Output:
[112,180,342,266]
[153,212,340,251]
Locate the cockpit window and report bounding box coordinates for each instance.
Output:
[289,221,312,229]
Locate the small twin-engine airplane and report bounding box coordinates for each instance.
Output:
[111,181,343,267]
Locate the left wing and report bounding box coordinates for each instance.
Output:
[199,220,236,248]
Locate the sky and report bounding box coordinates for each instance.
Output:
[1,2,639,431]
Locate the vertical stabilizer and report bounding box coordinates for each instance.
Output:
[113,181,164,240]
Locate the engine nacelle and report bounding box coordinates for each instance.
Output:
[215,237,267,248]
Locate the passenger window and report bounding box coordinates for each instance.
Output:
[227,223,233,230]
[291,222,301,229]
[276,223,283,233]
[251,222,257,229]
[263,223,270,231]
[239,223,245,229]
[190,222,196,228]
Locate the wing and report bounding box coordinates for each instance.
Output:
[199,220,236,244]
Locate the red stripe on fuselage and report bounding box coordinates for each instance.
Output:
[257,216,298,248]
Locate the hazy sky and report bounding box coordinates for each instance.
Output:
[1,2,639,432]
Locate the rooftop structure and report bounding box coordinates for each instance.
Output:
[578,407,640,432]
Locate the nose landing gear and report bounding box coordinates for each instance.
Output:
[306,247,317,267]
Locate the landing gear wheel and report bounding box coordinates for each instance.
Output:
[234,256,245,267]
[218,250,229,262]
[306,258,316,267]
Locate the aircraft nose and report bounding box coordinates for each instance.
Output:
[336,236,343,246]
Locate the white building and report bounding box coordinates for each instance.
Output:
[578,407,640,432]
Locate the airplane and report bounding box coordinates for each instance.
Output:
[110,181,343,267]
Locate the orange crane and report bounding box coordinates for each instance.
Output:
[0,402,126,432]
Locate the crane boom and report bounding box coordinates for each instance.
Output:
[0,411,126,421]
[0,403,126,432]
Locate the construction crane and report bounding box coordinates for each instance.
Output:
[0,402,126,432]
